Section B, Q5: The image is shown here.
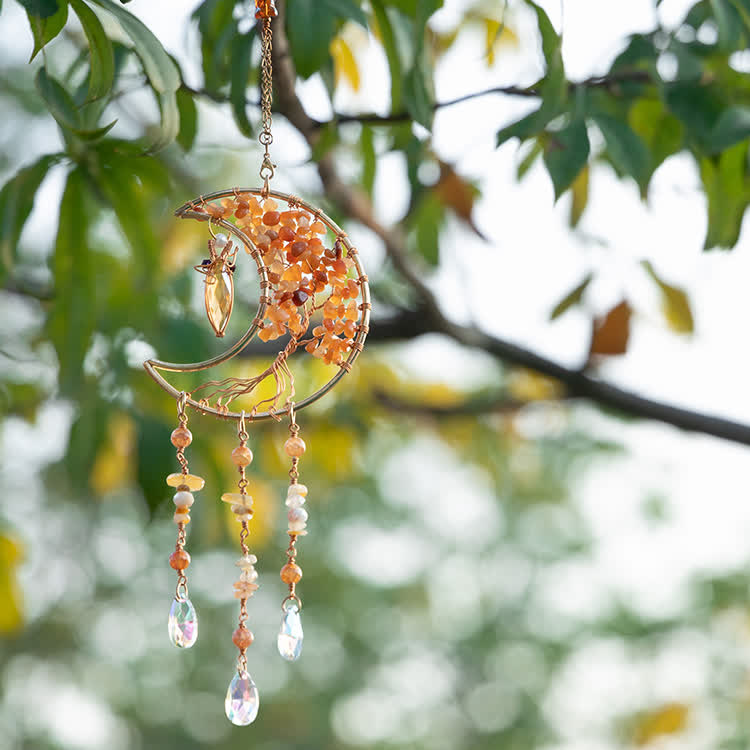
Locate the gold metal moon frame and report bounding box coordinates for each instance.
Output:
[144,188,371,421]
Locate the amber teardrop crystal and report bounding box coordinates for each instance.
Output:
[204,267,234,337]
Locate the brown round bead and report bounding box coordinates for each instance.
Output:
[263,210,280,226]
[232,626,255,649]
[292,289,309,306]
[171,426,192,448]
[290,240,308,257]
[231,445,254,467]
[169,549,191,570]
[280,562,303,584]
[284,436,306,457]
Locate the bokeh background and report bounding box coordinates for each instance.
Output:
[3,0,750,748]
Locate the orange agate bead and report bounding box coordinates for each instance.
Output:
[284,436,306,457]
[171,426,192,448]
[280,562,303,584]
[169,549,191,570]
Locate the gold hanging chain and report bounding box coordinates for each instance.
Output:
[258,16,275,194]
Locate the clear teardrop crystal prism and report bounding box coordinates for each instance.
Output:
[225,670,259,726]
[277,603,303,661]
[168,597,198,648]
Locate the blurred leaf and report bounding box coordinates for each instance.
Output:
[590,300,632,357]
[310,122,340,162]
[593,113,651,194]
[135,413,174,516]
[543,118,589,199]
[0,154,57,281]
[709,106,750,153]
[331,35,360,91]
[48,168,94,395]
[404,59,433,130]
[371,0,402,111]
[507,369,565,401]
[434,160,484,238]
[230,30,255,138]
[569,163,589,227]
[323,0,367,27]
[497,1,565,146]
[665,80,726,152]
[0,534,24,634]
[550,272,592,320]
[287,0,337,79]
[193,0,236,92]
[412,191,443,266]
[26,0,68,61]
[517,139,542,179]
[69,0,115,103]
[90,0,179,93]
[360,124,376,196]
[35,67,116,139]
[730,0,750,31]
[700,141,750,249]
[176,87,198,151]
[628,98,683,179]
[17,0,59,17]
[641,260,694,333]
[90,413,135,494]
[709,0,744,50]
[631,702,690,745]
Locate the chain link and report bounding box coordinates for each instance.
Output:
[259,17,275,193]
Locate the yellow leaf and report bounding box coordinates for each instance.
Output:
[641,261,694,334]
[507,369,565,402]
[0,534,24,634]
[481,15,518,65]
[90,414,136,495]
[569,163,589,227]
[632,702,690,745]
[331,36,360,92]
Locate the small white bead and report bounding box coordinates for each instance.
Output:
[287,484,308,497]
[173,513,190,523]
[288,507,308,524]
[214,232,228,249]
[173,490,194,507]
[297,214,310,228]
[236,554,257,568]
[240,568,258,583]
[288,519,307,532]
[286,494,306,508]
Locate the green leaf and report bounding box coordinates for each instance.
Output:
[36,67,116,139]
[404,60,433,130]
[641,260,694,333]
[89,0,180,94]
[729,0,750,31]
[361,124,376,196]
[135,414,175,516]
[69,0,115,103]
[175,87,198,151]
[310,122,340,162]
[542,119,589,199]
[0,154,58,281]
[497,1,565,147]
[665,80,726,151]
[709,0,744,50]
[230,30,254,138]
[628,98,684,178]
[286,0,337,79]
[700,141,750,249]
[550,272,593,320]
[26,0,68,61]
[17,0,59,18]
[517,139,543,179]
[413,191,443,266]
[48,168,94,396]
[372,0,402,111]
[709,106,750,153]
[569,163,589,227]
[593,113,651,194]
[322,0,367,27]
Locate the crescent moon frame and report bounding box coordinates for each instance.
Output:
[143,187,371,422]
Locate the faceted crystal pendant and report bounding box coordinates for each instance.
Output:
[204,268,234,337]
[168,597,198,648]
[225,670,260,726]
[277,603,303,661]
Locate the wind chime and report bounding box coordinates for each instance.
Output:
[144,0,370,725]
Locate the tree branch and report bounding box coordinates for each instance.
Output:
[268,6,750,447]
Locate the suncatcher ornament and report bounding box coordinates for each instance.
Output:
[144,0,370,726]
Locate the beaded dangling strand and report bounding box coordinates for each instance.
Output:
[166,392,202,648]
[223,413,260,725]
[278,403,306,661]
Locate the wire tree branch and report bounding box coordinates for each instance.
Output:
[268,5,750,447]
